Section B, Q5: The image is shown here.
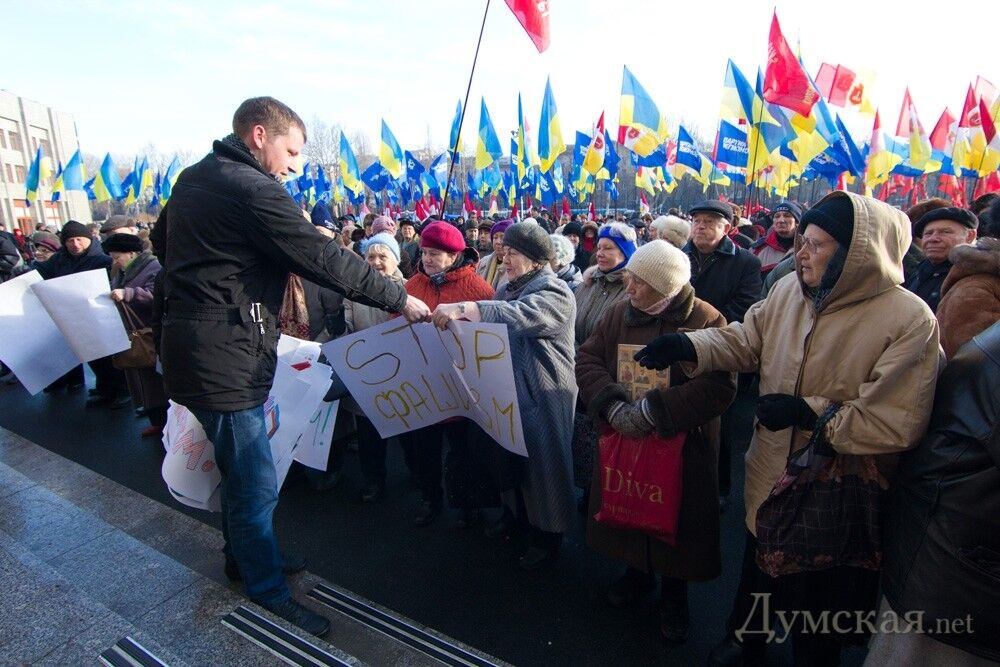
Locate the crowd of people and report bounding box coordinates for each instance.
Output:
[1,96,998,665]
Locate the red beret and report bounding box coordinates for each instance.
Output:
[419,221,465,253]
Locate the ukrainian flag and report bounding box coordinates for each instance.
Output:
[24,147,52,206]
[339,133,364,197]
[449,100,464,157]
[475,98,503,170]
[92,153,124,202]
[617,66,669,157]
[52,148,86,194]
[538,77,566,173]
[159,157,183,204]
[379,120,405,179]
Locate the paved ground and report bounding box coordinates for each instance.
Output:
[0,371,822,666]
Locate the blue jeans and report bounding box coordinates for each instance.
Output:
[190,405,289,606]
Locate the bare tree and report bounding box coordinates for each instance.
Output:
[350,130,374,170]
[302,117,341,169]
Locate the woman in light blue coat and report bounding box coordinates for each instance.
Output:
[432,222,577,571]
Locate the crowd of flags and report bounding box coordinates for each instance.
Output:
[23,10,1000,218]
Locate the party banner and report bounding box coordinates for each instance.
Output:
[31,269,130,362]
[321,319,526,456]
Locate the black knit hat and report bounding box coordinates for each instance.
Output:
[59,220,90,244]
[562,221,584,237]
[503,222,553,262]
[913,206,978,237]
[772,201,803,221]
[102,233,143,254]
[800,196,855,249]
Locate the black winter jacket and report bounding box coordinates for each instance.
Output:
[0,231,22,278]
[881,321,1000,662]
[682,236,762,324]
[34,239,112,279]
[150,135,407,411]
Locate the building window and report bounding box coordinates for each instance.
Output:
[38,139,52,158]
[8,131,23,152]
[4,164,12,181]
[14,165,26,182]
[0,132,6,149]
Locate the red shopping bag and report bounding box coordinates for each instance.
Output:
[593,426,686,545]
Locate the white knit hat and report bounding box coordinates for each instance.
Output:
[625,239,691,298]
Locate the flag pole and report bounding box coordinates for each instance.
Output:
[441,0,491,216]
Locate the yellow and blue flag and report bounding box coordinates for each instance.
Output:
[25,147,52,206]
[675,126,713,190]
[51,148,86,196]
[159,156,183,204]
[379,120,405,179]
[475,98,503,170]
[93,153,124,202]
[617,66,669,157]
[538,78,566,172]
[449,100,464,158]
[339,133,364,198]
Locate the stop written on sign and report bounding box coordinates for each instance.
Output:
[341,321,514,432]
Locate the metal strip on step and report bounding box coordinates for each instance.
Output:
[99,636,170,667]
[221,604,351,667]
[308,583,500,667]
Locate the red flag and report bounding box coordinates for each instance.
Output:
[959,85,981,129]
[504,0,550,53]
[980,97,998,146]
[561,197,570,217]
[815,63,857,107]
[929,109,957,152]
[974,172,1000,198]
[762,12,820,117]
[512,203,519,219]
[588,201,596,221]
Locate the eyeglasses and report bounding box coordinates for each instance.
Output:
[796,234,829,254]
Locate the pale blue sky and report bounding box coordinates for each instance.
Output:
[5,0,995,159]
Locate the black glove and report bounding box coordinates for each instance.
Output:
[633,333,697,370]
[755,394,817,431]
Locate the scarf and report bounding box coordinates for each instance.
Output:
[504,267,544,297]
[802,246,849,311]
[279,274,312,339]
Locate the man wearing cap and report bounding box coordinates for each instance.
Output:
[399,217,420,271]
[99,215,140,237]
[752,201,801,275]
[476,220,493,254]
[149,96,430,637]
[905,206,978,311]
[682,200,761,510]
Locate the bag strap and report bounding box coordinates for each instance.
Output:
[118,301,142,333]
[805,402,842,457]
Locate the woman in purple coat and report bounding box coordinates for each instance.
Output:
[104,233,168,438]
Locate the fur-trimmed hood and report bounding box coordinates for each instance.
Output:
[942,238,1000,296]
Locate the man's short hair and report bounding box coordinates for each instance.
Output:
[232,97,307,142]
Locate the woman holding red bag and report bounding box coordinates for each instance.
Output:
[576,239,736,644]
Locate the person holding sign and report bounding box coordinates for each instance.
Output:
[150,97,431,638]
[432,222,577,571]
[402,220,496,527]
[575,239,736,643]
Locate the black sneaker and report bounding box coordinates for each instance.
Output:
[262,597,330,638]
[455,509,480,529]
[109,395,132,410]
[359,482,384,503]
[659,596,690,644]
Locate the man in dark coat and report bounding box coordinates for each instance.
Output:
[875,321,1000,664]
[149,97,430,637]
[905,206,978,311]
[35,221,128,402]
[682,200,762,510]
[0,223,23,281]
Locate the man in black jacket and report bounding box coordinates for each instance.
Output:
[682,200,762,510]
[150,97,430,637]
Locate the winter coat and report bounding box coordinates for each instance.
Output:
[301,280,345,342]
[577,285,736,580]
[881,322,1000,662]
[935,238,1000,358]
[407,247,494,309]
[0,230,22,279]
[554,263,583,291]
[572,246,592,272]
[905,257,951,311]
[110,252,161,327]
[477,267,578,533]
[683,235,762,324]
[476,251,508,292]
[761,254,795,299]
[573,266,628,347]
[751,229,794,274]
[149,134,407,412]
[34,238,112,279]
[346,275,406,333]
[683,191,941,534]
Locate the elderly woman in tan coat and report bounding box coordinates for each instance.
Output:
[577,240,735,643]
[633,192,940,666]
